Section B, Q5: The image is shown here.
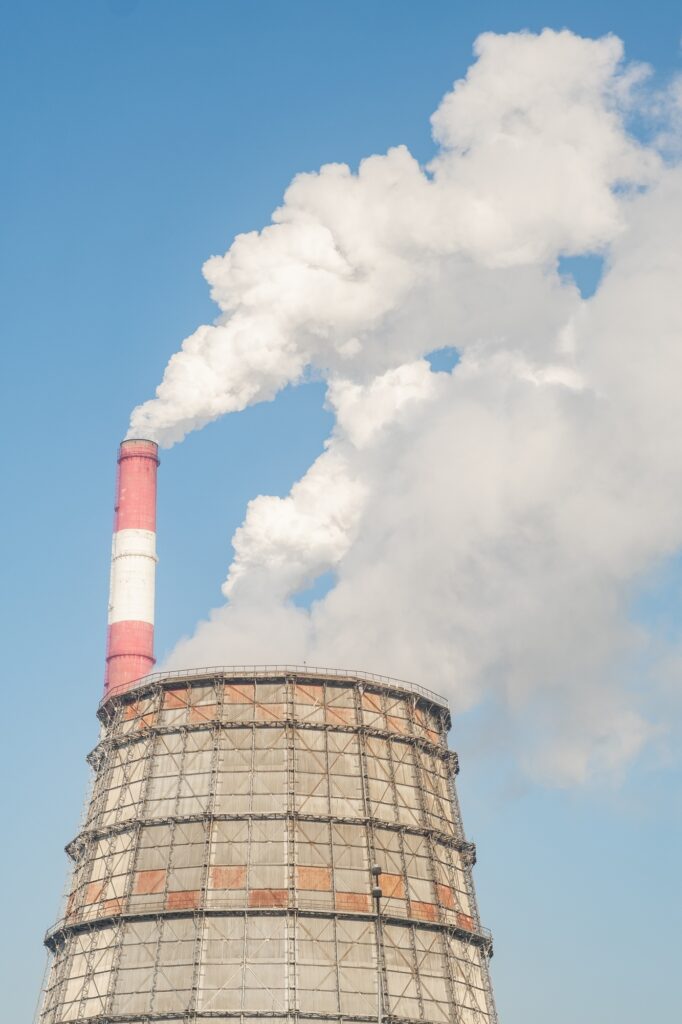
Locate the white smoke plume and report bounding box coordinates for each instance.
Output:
[130,29,682,784]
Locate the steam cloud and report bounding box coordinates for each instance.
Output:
[130,30,682,784]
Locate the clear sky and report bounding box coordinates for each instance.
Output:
[2,3,681,1022]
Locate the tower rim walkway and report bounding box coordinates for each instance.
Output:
[99,664,450,713]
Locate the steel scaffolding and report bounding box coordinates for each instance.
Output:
[38,668,498,1024]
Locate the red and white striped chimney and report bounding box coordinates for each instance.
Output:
[105,438,159,697]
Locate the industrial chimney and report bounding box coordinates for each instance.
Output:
[104,438,159,697]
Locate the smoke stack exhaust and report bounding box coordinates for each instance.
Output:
[105,438,159,696]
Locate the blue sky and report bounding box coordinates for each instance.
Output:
[2,3,681,1021]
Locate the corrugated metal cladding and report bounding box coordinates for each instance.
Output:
[39,669,497,1024]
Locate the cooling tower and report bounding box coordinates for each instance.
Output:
[39,668,497,1024]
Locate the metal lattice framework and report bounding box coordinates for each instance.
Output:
[38,668,498,1024]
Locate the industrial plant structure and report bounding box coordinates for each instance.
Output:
[36,441,498,1024]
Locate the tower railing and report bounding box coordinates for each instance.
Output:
[100,664,449,710]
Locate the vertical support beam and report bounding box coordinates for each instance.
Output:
[285,673,298,1014]
[189,678,223,1015]
[319,702,343,1016]
[102,695,161,1020]
[354,684,390,1023]
[408,696,467,1024]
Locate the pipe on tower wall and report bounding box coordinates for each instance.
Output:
[105,438,159,697]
